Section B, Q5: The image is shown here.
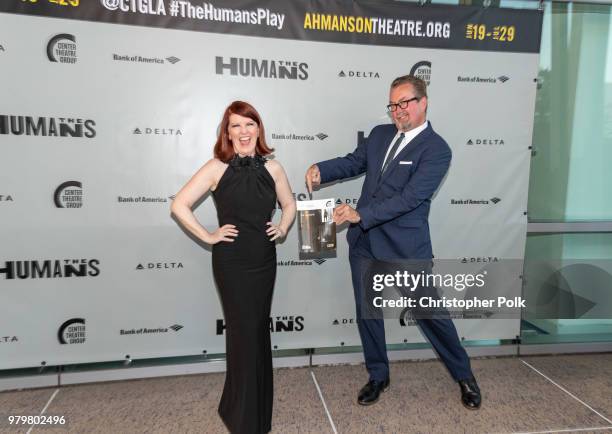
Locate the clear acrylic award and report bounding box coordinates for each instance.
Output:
[297,198,336,259]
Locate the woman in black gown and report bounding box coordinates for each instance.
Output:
[171,101,296,433]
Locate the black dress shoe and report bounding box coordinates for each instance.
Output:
[357,378,390,406]
[458,377,481,410]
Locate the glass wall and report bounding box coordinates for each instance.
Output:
[522,233,612,343]
[528,2,612,221]
[522,0,612,344]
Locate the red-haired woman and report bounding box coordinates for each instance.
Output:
[171,101,296,433]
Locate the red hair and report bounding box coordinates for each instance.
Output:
[213,101,274,162]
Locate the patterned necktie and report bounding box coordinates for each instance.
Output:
[380,133,405,175]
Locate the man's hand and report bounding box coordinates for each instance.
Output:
[305,164,321,194]
[333,204,360,224]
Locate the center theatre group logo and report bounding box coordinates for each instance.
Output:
[58,318,85,345]
[0,335,18,344]
[216,316,305,335]
[0,259,100,280]
[450,197,501,205]
[0,115,96,138]
[47,33,77,64]
[54,181,83,208]
[410,61,431,85]
[216,56,308,80]
[0,194,14,202]
[119,324,184,336]
[113,54,181,65]
[133,127,183,136]
[338,70,380,78]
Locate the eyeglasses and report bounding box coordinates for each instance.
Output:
[386,97,420,112]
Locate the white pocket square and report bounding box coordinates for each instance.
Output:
[399,161,413,165]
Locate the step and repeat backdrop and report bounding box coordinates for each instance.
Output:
[0,0,542,369]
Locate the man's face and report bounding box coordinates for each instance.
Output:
[388,83,427,132]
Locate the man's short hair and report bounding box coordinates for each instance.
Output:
[390,75,428,99]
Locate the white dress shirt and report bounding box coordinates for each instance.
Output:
[381,120,429,168]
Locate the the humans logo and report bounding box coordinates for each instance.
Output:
[0,115,96,138]
[410,61,431,86]
[47,34,77,64]
[54,181,82,208]
[0,259,100,280]
[216,56,308,80]
[216,316,305,335]
[58,318,85,344]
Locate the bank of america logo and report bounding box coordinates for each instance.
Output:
[169,324,183,332]
[166,56,181,64]
[316,133,328,140]
[490,197,501,204]
[313,259,326,265]
[498,76,510,83]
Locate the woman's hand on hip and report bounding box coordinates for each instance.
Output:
[266,222,285,241]
[208,224,238,244]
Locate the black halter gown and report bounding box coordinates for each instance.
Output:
[211,154,277,434]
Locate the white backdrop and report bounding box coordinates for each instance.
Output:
[0,1,542,369]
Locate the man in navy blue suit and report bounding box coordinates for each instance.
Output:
[305,75,481,409]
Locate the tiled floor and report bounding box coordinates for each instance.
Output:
[1,354,612,433]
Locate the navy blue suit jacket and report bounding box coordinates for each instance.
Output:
[317,122,451,260]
